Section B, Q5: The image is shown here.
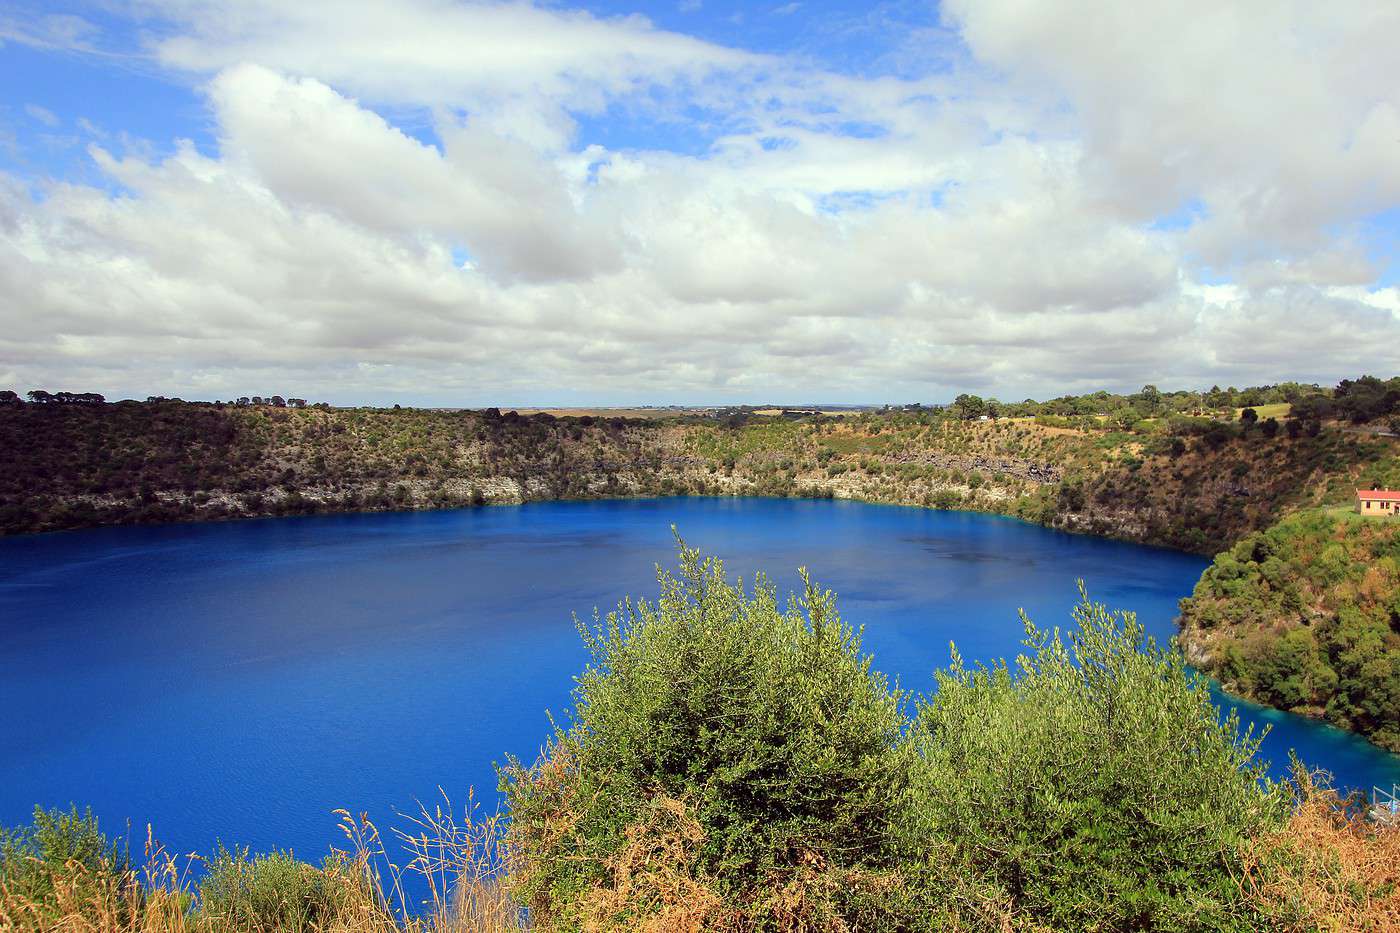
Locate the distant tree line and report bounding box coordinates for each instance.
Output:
[1289,375,1400,427]
[925,377,1400,440]
[0,390,325,409]
[233,396,311,408]
[10,377,1398,427]
[2,390,108,405]
[937,381,1328,424]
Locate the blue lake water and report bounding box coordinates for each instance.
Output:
[2,497,1398,865]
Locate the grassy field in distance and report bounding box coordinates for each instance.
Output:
[507,407,710,419]
[1235,403,1292,420]
[750,408,860,417]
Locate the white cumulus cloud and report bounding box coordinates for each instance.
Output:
[1,0,1399,404]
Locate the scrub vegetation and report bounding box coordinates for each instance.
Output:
[4,546,1399,931]
[4,376,1399,558]
[1179,510,1400,752]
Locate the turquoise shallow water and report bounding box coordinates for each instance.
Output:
[2,497,1397,864]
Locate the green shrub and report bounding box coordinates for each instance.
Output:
[1180,510,1400,749]
[503,538,921,930]
[0,805,132,923]
[503,545,1297,931]
[199,845,353,929]
[910,586,1290,930]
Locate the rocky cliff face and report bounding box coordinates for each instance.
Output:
[5,402,1396,558]
[14,399,1400,750]
[0,404,1070,536]
[1045,428,1398,554]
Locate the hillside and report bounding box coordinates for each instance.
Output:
[1055,425,1400,552]
[4,399,1399,558]
[1178,510,1400,752]
[0,402,1086,535]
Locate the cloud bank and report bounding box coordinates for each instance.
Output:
[2,0,1399,404]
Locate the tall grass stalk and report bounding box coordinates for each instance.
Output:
[0,795,525,933]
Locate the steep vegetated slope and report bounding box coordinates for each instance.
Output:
[2,394,1396,557]
[1179,511,1400,752]
[1057,427,1400,553]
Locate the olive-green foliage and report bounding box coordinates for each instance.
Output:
[1179,510,1400,751]
[199,845,355,930]
[503,537,919,929]
[505,544,1296,931]
[912,587,1290,930]
[0,805,130,917]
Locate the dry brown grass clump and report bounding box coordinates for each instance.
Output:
[0,795,524,933]
[509,783,925,933]
[574,796,734,933]
[9,781,1400,932]
[1242,773,1400,931]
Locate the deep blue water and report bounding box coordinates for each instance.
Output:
[2,498,1397,866]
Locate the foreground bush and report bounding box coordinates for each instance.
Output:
[199,845,361,929]
[0,805,136,928]
[0,804,522,932]
[501,545,1354,931]
[911,586,1290,929]
[503,539,924,930]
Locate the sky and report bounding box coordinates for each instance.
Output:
[1,1,1399,407]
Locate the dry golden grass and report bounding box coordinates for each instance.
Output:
[1234,403,1293,422]
[0,796,524,933]
[568,795,915,933]
[510,775,929,933]
[1241,773,1400,931]
[7,775,1400,932]
[575,797,735,933]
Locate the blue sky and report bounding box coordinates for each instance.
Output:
[1,1,959,170]
[2,1,1399,406]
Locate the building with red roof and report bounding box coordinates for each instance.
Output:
[1356,488,1400,515]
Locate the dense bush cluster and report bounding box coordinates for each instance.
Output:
[1179,510,1400,751]
[912,586,1288,930]
[502,545,1327,931]
[503,544,923,930]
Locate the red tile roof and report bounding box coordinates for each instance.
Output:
[1357,489,1400,502]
